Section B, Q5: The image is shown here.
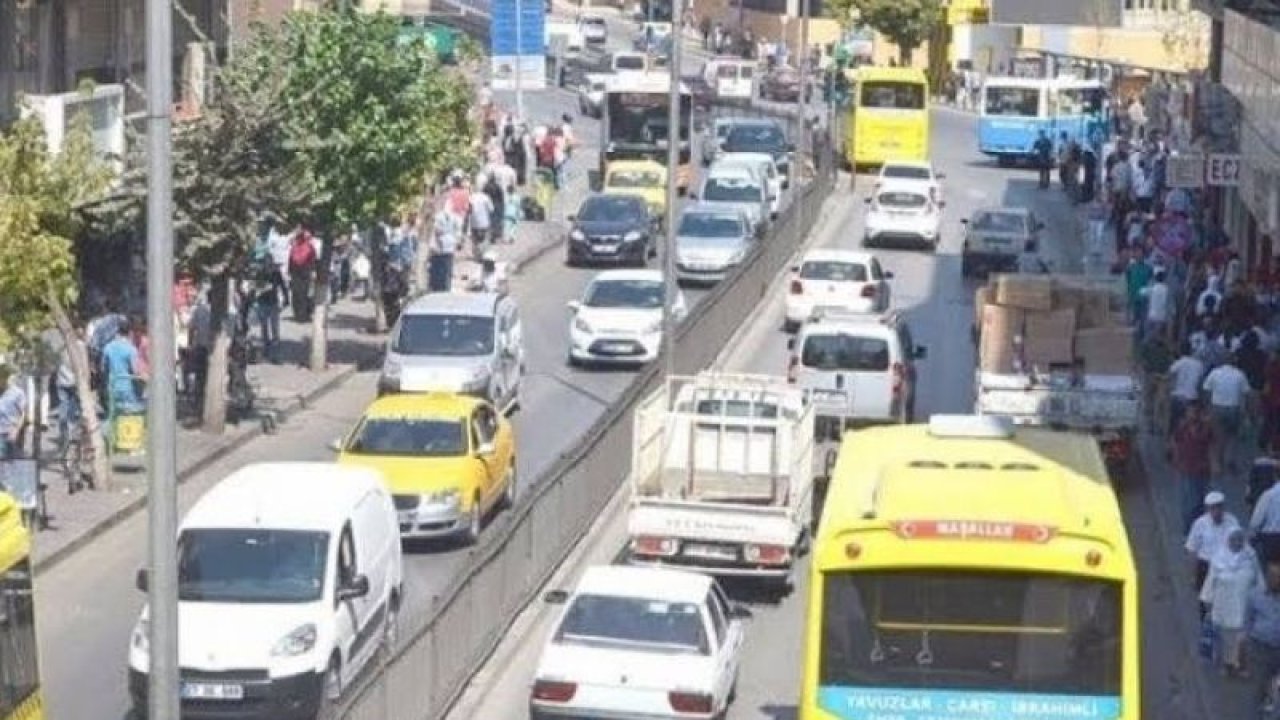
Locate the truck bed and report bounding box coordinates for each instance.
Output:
[976,371,1140,431]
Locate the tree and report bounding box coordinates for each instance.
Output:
[826,0,943,66]
[0,111,115,488]
[240,9,476,368]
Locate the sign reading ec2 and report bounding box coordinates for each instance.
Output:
[1207,154,1241,187]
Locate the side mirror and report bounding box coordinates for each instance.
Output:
[728,604,753,620]
[883,271,895,279]
[914,345,928,360]
[935,172,946,179]
[567,214,577,222]
[863,196,871,204]
[1036,222,1047,231]
[135,568,148,592]
[337,574,370,602]
[327,437,344,453]
[687,192,698,200]
[790,264,800,273]
[544,589,570,604]
[477,441,496,456]
[678,186,688,197]
[960,218,969,225]
[567,300,582,312]
[786,338,797,351]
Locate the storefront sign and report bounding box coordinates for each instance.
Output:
[1207,154,1241,187]
[1166,154,1204,189]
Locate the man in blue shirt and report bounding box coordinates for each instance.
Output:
[101,318,142,413]
[1247,563,1280,717]
[0,374,26,460]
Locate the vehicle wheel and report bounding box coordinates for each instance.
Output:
[567,353,581,368]
[382,593,400,654]
[314,656,341,720]
[500,460,517,510]
[465,494,483,544]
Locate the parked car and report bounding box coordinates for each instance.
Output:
[378,292,525,413]
[567,270,686,367]
[566,193,657,267]
[128,463,403,720]
[529,565,748,720]
[673,204,755,286]
[863,183,942,250]
[337,393,516,543]
[873,159,945,205]
[784,249,893,330]
[759,65,804,102]
[961,206,1044,278]
[720,119,793,187]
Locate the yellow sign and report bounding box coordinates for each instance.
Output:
[947,0,989,25]
[114,415,146,453]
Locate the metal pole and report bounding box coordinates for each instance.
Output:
[515,0,525,120]
[662,0,682,380]
[797,0,811,217]
[145,0,178,709]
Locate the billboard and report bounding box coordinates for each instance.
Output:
[491,0,545,91]
[990,0,1122,27]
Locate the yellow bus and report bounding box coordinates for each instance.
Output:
[844,66,930,169]
[801,415,1138,720]
[0,493,43,720]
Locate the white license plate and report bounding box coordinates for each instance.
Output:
[603,342,634,352]
[398,511,415,524]
[684,543,737,560]
[181,682,244,701]
[593,244,619,254]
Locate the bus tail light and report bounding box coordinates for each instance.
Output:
[744,543,790,565]
[668,691,714,714]
[632,535,678,557]
[532,680,578,703]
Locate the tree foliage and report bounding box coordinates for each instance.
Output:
[826,0,943,64]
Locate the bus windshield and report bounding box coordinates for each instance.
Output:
[859,81,925,110]
[985,86,1042,117]
[819,569,1123,696]
[607,92,692,146]
[1055,87,1105,116]
[0,559,39,716]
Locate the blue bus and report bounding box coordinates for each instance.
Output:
[978,76,1107,165]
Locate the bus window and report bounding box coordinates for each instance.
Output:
[859,82,924,110]
[0,560,39,715]
[819,569,1123,695]
[984,86,1041,117]
[1057,87,1104,116]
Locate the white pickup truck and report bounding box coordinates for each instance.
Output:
[626,373,815,584]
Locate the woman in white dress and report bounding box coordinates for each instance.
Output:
[1201,527,1261,675]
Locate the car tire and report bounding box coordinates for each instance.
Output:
[500,460,517,510]
[314,656,341,720]
[464,495,482,545]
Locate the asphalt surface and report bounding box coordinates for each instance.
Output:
[445,106,1210,720]
[33,14,809,720]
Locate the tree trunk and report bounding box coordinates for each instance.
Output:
[899,46,914,67]
[310,237,333,372]
[370,225,387,334]
[202,276,231,434]
[47,291,112,490]
[414,185,433,293]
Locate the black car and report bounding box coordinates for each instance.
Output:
[566,194,657,267]
[721,121,795,188]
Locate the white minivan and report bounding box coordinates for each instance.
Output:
[128,463,403,720]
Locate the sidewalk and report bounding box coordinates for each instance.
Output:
[27,197,569,575]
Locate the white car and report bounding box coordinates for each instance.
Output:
[529,565,747,720]
[716,151,783,217]
[578,14,608,44]
[784,249,893,330]
[568,269,686,366]
[863,184,942,250]
[873,159,945,205]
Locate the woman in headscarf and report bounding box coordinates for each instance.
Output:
[1200,527,1261,676]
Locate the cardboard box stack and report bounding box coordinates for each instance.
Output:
[975,274,1133,376]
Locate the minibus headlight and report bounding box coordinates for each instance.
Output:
[271,623,318,657]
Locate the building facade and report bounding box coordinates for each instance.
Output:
[1018,0,1211,74]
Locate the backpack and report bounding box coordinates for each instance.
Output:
[537,134,557,168]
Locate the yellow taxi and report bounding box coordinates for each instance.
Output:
[603,159,668,220]
[337,392,516,544]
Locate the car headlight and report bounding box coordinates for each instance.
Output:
[624,230,644,243]
[573,316,593,334]
[569,229,585,242]
[271,623,318,658]
[425,488,461,505]
[131,617,150,653]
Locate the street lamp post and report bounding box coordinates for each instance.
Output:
[662,0,682,380]
[515,0,525,121]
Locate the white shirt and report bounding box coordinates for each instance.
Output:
[1142,282,1169,322]
[1168,355,1206,401]
[1186,512,1241,562]
[1196,288,1222,317]
[1252,485,1280,534]
[268,229,292,268]
[469,191,494,229]
[1202,364,1250,408]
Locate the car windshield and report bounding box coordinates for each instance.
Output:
[178,529,328,604]
[345,418,466,457]
[972,212,1028,234]
[609,170,663,188]
[801,334,889,371]
[580,196,647,222]
[724,125,785,153]
[615,55,645,70]
[801,261,868,282]
[882,165,930,181]
[555,593,709,654]
[859,81,925,110]
[584,279,664,308]
[679,213,744,238]
[583,17,605,26]
[395,314,494,356]
[984,86,1041,117]
[876,192,927,209]
[703,177,760,202]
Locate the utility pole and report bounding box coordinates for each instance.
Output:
[515,0,525,120]
[662,0,682,380]
[797,0,812,218]
[145,0,179,710]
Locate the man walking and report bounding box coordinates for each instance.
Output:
[429,200,463,292]
[1187,490,1240,617]
[1203,353,1252,476]
[1033,131,1054,190]
[1246,564,1280,718]
[1167,343,1206,434]
[1174,401,1216,532]
[0,373,26,460]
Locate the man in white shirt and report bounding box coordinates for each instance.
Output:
[1202,355,1252,475]
[1168,343,1206,434]
[1187,491,1240,615]
[1196,275,1223,320]
[468,179,495,258]
[1140,270,1170,343]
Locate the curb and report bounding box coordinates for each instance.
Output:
[33,364,359,575]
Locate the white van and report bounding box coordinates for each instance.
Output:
[713,151,782,217]
[787,310,926,437]
[127,463,403,720]
[702,58,756,101]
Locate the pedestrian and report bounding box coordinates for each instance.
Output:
[1201,527,1260,676]
[1168,343,1206,434]
[1080,146,1098,203]
[1056,132,1071,190]
[1032,130,1053,190]
[251,254,285,363]
[1203,353,1253,476]
[1175,402,1217,532]
[288,227,317,322]
[1140,268,1170,343]
[0,373,26,460]
[266,217,292,308]
[351,244,371,302]
[428,201,463,293]
[102,317,143,414]
[186,293,212,403]
[503,124,525,187]
[1264,353,1280,453]
[1197,274,1225,321]
[1246,563,1280,716]
[483,172,506,245]
[469,175,496,258]
[1124,250,1152,324]
[1134,159,1156,215]
[54,326,83,452]
[1188,489,1241,596]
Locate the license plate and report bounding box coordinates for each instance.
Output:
[593,244,619,254]
[181,682,244,701]
[603,342,634,353]
[398,511,415,524]
[684,543,737,560]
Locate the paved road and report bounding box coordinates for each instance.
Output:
[446,106,1208,720]
[32,15,812,720]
